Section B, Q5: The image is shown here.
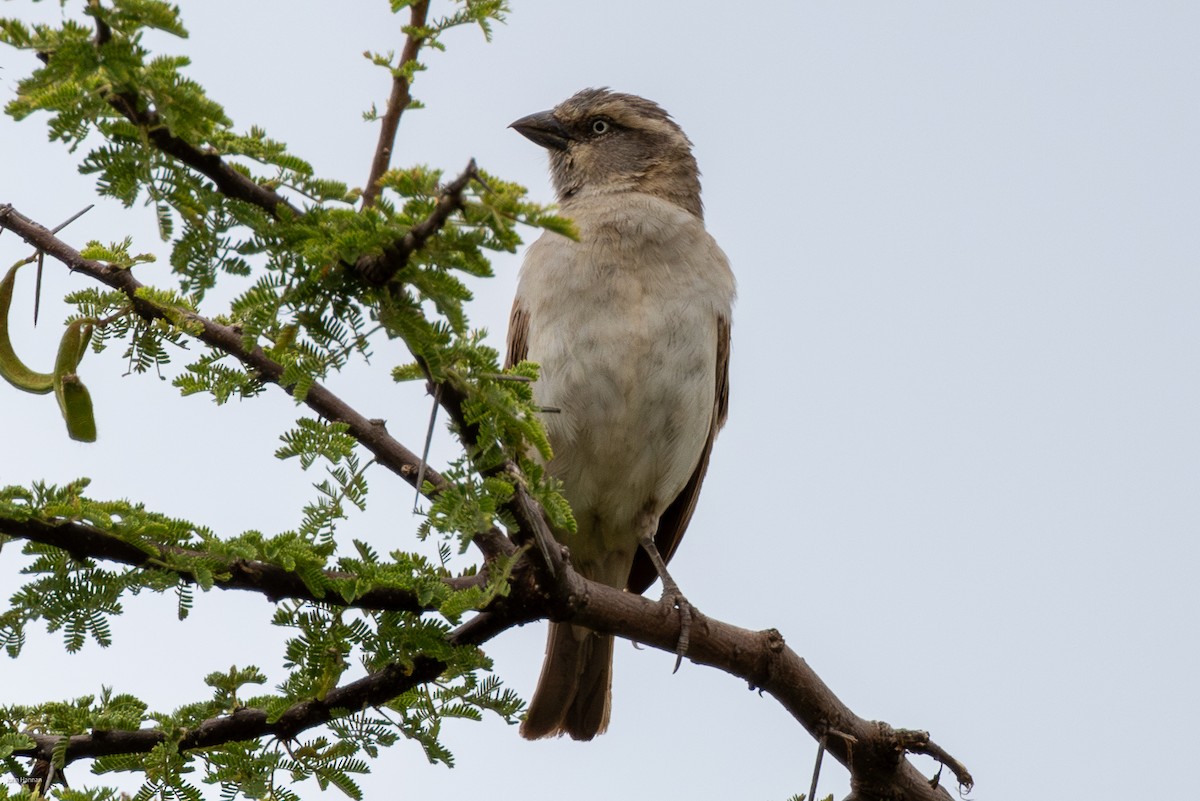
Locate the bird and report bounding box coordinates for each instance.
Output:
[506,88,735,740]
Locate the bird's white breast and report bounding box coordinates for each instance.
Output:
[514,193,734,580]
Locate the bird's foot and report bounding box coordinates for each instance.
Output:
[637,531,693,672]
[661,580,693,674]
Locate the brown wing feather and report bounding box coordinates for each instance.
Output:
[505,301,530,369]
[626,314,730,595]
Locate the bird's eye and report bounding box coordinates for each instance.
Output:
[590,119,610,135]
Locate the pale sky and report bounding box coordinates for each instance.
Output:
[2,2,1198,800]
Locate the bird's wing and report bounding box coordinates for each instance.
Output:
[505,299,530,369]
[626,313,730,595]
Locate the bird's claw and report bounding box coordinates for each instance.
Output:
[637,529,693,672]
[656,578,692,672]
[669,590,692,673]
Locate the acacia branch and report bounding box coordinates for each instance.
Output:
[64,7,464,287]
[0,516,484,611]
[1,397,967,799]
[110,90,300,217]
[356,159,479,285]
[11,572,540,765]
[78,3,297,220]
[3,401,966,799]
[0,203,970,801]
[0,203,421,482]
[18,658,451,762]
[361,0,431,208]
[0,203,513,561]
[541,562,966,800]
[103,75,476,288]
[8,540,967,801]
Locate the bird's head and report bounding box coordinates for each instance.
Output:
[511,88,703,218]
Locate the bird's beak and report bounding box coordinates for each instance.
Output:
[510,110,570,151]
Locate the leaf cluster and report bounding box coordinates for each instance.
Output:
[0,0,576,795]
[0,477,521,794]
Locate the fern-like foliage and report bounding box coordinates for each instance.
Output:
[0,0,578,796]
[0,477,521,794]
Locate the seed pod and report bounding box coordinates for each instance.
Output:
[53,319,98,442]
[56,373,97,442]
[0,262,54,394]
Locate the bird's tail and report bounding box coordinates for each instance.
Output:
[520,622,613,740]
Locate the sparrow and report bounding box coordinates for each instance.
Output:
[507,88,734,740]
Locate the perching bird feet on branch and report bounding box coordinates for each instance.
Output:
[637,527,693,672]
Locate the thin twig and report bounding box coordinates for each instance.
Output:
[362,0,431,208]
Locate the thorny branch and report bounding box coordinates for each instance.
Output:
[0,515,486,612]
[0,202,514,563]
[99,88,300,219]
[80,1,469,289]
[2,194,972,799]
[5,512,968,801]
[13,627,508,765]
[4,14,975,792]
[0,200,972,799]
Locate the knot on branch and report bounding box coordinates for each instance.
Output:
[746,627,787,690]
[846,722,973,799]
[893,726,975,794]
